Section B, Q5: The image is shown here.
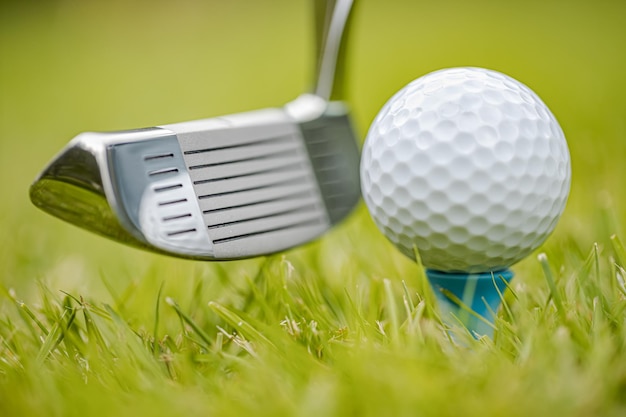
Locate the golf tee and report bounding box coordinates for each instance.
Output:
[425,269,514,338]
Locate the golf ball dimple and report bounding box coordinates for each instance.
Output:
[361,67,571,273]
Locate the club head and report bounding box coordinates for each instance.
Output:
[30,0,359,260]
[30,94,360,260]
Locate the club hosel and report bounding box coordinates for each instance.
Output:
[425,268,514,338]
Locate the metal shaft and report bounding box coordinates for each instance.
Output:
[313,0,355,101]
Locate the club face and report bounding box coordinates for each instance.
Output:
[30,97,360,260]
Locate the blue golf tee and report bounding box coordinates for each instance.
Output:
[425,269,514,338]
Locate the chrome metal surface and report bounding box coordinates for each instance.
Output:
[314,0,355,101]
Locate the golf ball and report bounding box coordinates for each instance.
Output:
[361,67,571,272]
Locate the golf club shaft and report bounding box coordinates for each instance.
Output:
[314,0,355,101]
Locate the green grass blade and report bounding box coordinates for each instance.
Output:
[165,297,213,349]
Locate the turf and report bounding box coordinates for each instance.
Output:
[1,0,626,416]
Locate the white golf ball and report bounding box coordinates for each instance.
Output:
[361,67,571,273]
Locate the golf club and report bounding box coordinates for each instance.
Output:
[30,0,360,260]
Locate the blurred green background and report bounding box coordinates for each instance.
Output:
[1,0,625,319]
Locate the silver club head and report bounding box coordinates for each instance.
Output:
[30,0,358,260]
[30,94,360,260]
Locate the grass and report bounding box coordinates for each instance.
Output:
[1,0,626,416]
